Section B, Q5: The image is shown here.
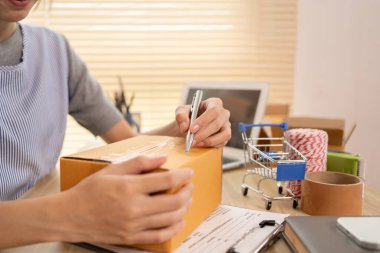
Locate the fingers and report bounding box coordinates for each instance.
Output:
[111,184,192,245]
[190,98,230,146]
[135,168,194,194]
[101,155,168,175]
[197,122,232,148]
[68,155,193,246]
[175,105,191,134]
[189,100,220,133]
[174,97,231,146]
[125,220,186,245]
[193,117,222,143]
[130,200,191,232]
[142,182,194,216]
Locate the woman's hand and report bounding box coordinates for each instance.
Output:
[60,155,194,245]
[175,97,231,148]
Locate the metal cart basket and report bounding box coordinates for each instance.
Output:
[239,122,307,210]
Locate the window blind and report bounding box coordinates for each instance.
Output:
[24,0,297,155]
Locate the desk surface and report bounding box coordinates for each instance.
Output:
[2,168,380,253]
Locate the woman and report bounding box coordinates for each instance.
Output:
[0,0,231,248]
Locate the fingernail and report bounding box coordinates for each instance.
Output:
[191,124,200,132]
[180,122,187,131]
[192,139,197,146]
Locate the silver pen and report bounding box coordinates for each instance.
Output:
[185,90,203,152]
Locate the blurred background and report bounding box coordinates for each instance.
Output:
[25,0,297,154]
[24,0,380,191]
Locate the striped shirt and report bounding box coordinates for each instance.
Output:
[0,24,122,200]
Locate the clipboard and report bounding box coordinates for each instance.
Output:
[255,222,286,253]
[74,205,288,253]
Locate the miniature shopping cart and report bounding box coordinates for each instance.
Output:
[239,122,307,210]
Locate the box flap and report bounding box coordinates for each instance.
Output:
[265,103,289,115]
[286,116,345,130]
[65,135,217,170]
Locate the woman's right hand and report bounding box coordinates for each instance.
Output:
[59,155,194,245]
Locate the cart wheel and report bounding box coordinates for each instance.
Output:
[278,186,283,194]
[292,199,298,209]
[266,201,272,210]
[242,186,248,196]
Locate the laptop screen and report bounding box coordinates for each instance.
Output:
[185,88,261,149]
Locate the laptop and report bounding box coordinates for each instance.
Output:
[183,82,269,170]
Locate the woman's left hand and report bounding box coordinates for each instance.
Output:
[175,98,231,148]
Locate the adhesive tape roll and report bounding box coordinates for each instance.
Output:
[301,171,363,216]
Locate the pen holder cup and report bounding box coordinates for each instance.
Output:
[301,171,363,216]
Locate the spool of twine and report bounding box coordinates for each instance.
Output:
[285,128,328,197]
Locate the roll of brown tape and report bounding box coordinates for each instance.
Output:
[301,171,363,216]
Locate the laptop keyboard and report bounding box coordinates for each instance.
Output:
[223,157,238,164]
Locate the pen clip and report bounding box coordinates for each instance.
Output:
[190,91,202,121]
[185,90,203,152]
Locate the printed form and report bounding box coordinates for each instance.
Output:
[94,205,288,253]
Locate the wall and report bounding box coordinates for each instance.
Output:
[293,0,380,191]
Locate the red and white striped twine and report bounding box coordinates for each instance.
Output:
[285,128,328,197]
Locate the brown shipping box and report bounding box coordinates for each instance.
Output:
[285,116,345,150]
[258,104,290,148]
[60,135,222,253]
[259,107,348,150]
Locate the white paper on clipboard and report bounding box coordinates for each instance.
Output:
[91,205,288,253]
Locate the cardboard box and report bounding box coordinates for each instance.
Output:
[285,116,345,150]
[258,104,290,148]
[60,135,222,253]
[259,114,349,151]
[264,104,290,120]
[260,104,290,134]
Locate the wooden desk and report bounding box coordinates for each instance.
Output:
[2,168,380,253]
